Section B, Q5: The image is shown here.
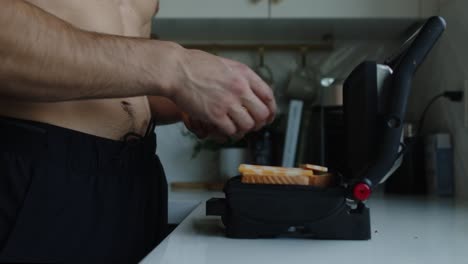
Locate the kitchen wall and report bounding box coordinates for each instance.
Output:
[408,0,468,200]
[155,40,398,186]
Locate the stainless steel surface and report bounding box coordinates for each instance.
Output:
[321,81,343,107]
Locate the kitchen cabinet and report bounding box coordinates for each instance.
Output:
[156,0,438,19]
[269,0,429,19]
[153,0,439,41]
[157,0,269,19]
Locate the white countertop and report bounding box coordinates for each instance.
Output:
[168,190,223,224]
[144,195,468,264]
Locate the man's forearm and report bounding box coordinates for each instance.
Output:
[0,0,180,102]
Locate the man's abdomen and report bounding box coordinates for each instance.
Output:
[0,97,152,140]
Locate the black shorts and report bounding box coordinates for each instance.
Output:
[0,117,168,263]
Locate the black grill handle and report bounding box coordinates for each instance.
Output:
[356,16,446,193]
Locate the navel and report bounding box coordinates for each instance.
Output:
[121,100,134,117]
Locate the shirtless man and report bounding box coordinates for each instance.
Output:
[0,0,276,262]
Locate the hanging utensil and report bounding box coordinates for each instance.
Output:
[253,47,286,117]
[254,47,274,86]
[285,47,319,103]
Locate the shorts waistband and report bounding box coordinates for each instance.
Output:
[0,116,157,158]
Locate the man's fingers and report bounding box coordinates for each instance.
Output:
[190,119,202,132]
[205,125,229,143]
[241,93,270,131]
[203,123,218,135]
[185,119,206,139]
[193,123,209,139]
[216,115,237,136]
[228,105,255,135]
[247,70,277,124]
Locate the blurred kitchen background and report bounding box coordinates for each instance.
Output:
[151,0,468,201]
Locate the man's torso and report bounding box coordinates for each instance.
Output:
[0,0,159,140]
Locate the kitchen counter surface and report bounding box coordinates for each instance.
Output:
[143,195,468,264]
[168,190,223,224]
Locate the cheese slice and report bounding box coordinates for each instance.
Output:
[300,164,328,173]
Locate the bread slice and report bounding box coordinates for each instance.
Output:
[242,173,310,185]
[308,173,334,187]
[239,164,334,187]
[239,164,314,177]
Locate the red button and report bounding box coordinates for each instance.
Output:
[353,183,372,201]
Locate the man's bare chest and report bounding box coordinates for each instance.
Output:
[24,0,158,37]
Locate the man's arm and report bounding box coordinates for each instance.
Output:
[0,0,276,136]
[0,0,176,102]
[147,96,183,125]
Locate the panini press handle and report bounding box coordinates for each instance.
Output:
[352,16,446,200]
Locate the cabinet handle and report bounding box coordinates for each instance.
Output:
[270,0,283,5]
[250,0,283,5]
[250,0,263,5]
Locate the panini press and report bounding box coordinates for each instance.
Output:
[206,16,446,240]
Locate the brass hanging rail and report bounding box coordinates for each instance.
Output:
[179,42,334,51]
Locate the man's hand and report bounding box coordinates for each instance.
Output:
[182,113,228,143]
[169,49,277,138]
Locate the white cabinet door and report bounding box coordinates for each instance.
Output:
[420,0,439,17]
[157,0,269,18]
[270,0,421,19]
